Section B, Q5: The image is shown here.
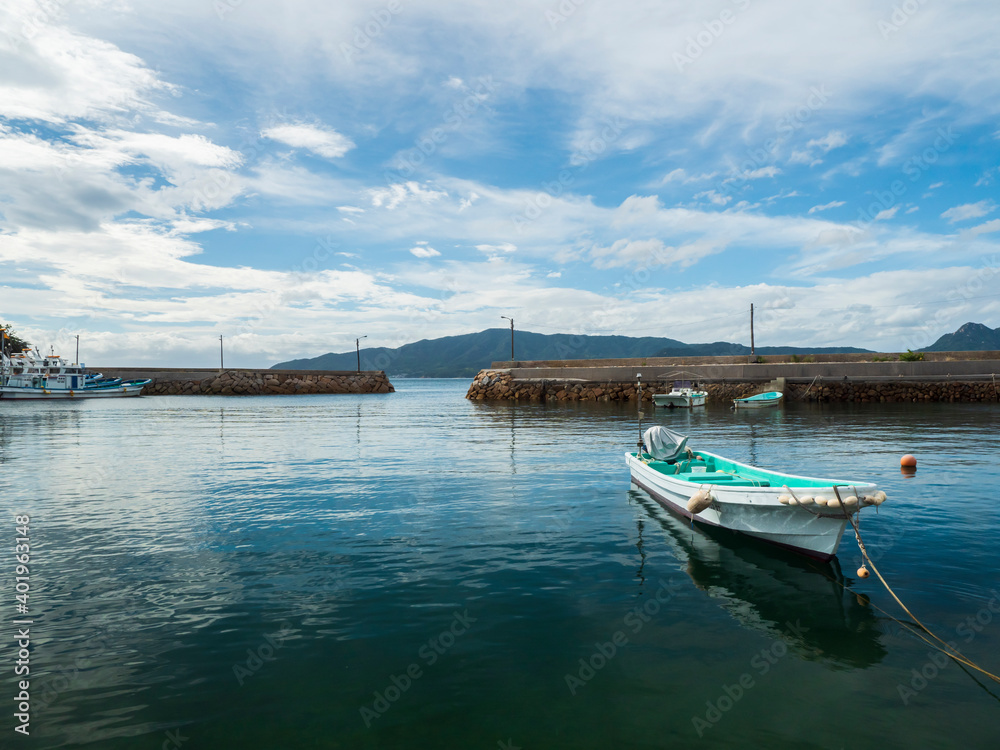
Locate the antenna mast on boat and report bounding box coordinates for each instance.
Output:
[750,303,755,357]
[636,372,644,453]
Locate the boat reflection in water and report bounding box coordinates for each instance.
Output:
[630,489,888,670]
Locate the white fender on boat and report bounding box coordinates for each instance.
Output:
[788,497,800,505]
[813,497,828,506]
[687,490,713,514]
[798,496,815,505]
[873,490,887,505]
[827,497,843,509]
[778,495,791,504]
[843,495,859,508]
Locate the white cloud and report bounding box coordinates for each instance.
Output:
[941,200,996,223]
[693,190,732,206]
[807,131,848,152]
[808,201,845,214]
[0,2,171,124]
[409,245,441,258]
[874,206,899,221]
[369,182,449,210]
[968,219,1000,236]
[474,242,516,261]
[261,123,355,159]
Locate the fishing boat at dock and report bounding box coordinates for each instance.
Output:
[653,380,707,408]
[733,391,783,409]
[0,350,150,399]
[625,425,886,560]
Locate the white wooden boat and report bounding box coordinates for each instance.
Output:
[653,380,707,408]
[0,350,150,399]
[733,391,783,409]
[625,426,886,560]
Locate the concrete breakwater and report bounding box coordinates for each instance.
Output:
[467,368,1000,404]
[98,368,394,396]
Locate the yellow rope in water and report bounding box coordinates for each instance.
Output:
[834,485,1000,685]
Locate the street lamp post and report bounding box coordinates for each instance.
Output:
[219,335,224,372]
[75,335,80,365]
[500,316,514,361]
[356,335,367,372]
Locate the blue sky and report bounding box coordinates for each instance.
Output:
[1,0,999,366]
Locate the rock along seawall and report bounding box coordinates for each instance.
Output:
[466,368,1000,404]
[98,368,394,396]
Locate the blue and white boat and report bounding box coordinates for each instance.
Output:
[626,426,886,560]
[733,391,783,409]
[0,350,150,399]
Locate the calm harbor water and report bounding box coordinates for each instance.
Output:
[2,379,999,748]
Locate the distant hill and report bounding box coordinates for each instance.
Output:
[273,328,871,378]
[921,322,1000,352]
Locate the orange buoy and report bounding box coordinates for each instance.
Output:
[900,454,917,468]
[857,566,870,579]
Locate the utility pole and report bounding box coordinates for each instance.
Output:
[219,335,224,372]
[500,315,514,361]
[356,335,367,372]
[750,303,755,358]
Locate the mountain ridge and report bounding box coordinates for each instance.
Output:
[272,328,872,378]
[920,322,1000,352]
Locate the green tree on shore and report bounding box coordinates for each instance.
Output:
[1,323,31,353]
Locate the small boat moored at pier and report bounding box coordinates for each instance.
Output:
[733,391,783,409]
[653,380,707,408]
[625,426,886,560]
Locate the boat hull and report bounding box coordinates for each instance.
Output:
[653,393,706,408]
[733,391,783,409]
[0,382,149,399]
[625,452,856,560]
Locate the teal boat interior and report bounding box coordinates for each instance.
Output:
[633,426,869,490]
[735,391,782,402]
[631,450,858,488]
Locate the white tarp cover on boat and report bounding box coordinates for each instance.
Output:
[642,426,688,461]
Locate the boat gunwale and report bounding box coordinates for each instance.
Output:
[627,450,877,493]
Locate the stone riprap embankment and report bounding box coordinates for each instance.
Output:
[98,368,394,396]
[467,354,1000,404]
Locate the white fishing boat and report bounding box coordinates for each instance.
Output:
[625,426,886,560]
[653,380,707,408]
[0,350,150,399]
[733,391,783,409]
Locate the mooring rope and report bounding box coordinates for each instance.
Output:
[833,485,1000,685]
